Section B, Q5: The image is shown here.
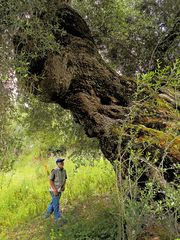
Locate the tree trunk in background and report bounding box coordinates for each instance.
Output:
[14,3,179,184]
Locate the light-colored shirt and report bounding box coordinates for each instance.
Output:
[49,167,67,192]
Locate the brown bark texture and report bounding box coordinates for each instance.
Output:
[14,4,179,184]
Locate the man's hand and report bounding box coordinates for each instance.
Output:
[61,185,65,192]
[54,189,59,196]
[50,179,59,195]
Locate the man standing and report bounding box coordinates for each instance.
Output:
[45,158,67,222]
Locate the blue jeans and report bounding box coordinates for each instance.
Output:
[47,191,61,221]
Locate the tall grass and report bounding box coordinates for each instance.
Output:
[0,155,115,238]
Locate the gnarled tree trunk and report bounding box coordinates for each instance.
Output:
[14,3,179,185]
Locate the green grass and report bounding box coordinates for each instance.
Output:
[0,156,116,239]
[0,153,179,240]
[5,195,118,240]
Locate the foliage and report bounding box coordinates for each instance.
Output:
[112,62,180,239]
[16,95,102,164]
[0,154,115,239]
[0,0,179,83]
[0,83,20,171]
[0,1,179,239]
[72,0,179,75]
[0,147,179,239]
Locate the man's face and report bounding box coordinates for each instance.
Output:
[57,162,64,169]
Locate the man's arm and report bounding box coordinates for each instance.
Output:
[49,170,58,195]
[61,171,67,191]
[61,179,66,191]
[50,179,58,193]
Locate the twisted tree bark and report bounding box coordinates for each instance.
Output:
[14,3,179,184]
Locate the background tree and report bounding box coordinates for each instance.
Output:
[73,0,180,75]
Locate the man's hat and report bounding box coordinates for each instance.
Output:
[56,158,65,164]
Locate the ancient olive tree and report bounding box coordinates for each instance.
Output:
[2,1,180,186]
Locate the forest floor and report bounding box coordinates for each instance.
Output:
[1,157,179,240]
[6,195,179,240]
[6,195,118,240]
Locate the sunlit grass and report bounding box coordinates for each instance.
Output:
[0,154,115,238]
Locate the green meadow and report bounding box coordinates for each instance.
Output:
[0,152,118,240]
